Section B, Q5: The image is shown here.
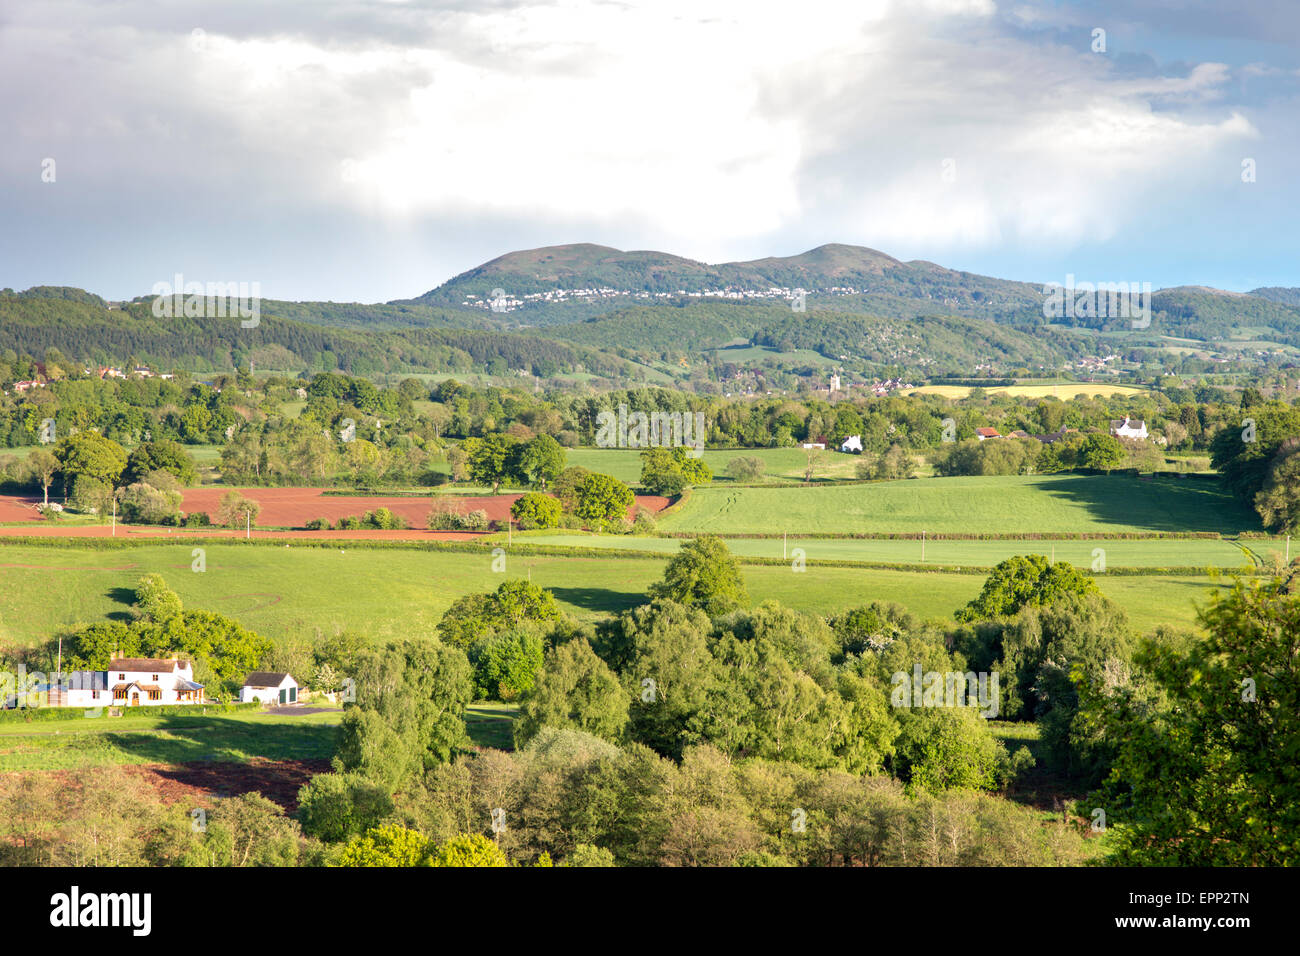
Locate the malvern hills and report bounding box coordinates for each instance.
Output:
[2,242,1299,383]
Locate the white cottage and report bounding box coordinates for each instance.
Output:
[35,656,205,708]
[840,435,863,453]
[1110,417,1148,440]
[106,657,205,706]
[241,672,299,705]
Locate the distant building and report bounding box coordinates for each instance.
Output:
[1110,417,1148,440]
[241,672,299,705]
[840,435,863,453]
[975,427,1001,441]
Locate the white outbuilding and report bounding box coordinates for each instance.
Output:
[240,671,299,705]
[840,435,863,453]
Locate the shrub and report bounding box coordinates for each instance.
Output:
[118,482,183,525]
[305,517,332,531]
[510,492,562,530]
[724,456,765,482]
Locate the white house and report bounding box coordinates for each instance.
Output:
[106,657,205,706]
[840,435,863,453]
[30,657,205,708]
[241,671,299,705]
[1110,417,1148,440]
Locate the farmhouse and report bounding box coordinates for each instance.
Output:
[106,657,205,706]
[28,656,205,708]
[975,427,1001,441]
[241,671,299,705]
[1110,417,1148,440]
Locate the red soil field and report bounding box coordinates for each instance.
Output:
[39,758,333,814]
[0,489,670,540]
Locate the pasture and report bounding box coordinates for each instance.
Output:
[0,539,1225,646]
[565,446,864,483]
[515,532,1256,570]
[655,474,1260,536]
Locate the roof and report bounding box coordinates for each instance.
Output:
[242,671,295,688]
[975,427,1001,437]
[108,658,189,672]
[1111,418,1146,429]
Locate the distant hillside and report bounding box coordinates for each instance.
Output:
[1250,287,1300,308]
[400,242,1045,324]
[0,291,633,380]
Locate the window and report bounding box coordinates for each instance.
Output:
[118,673,125,680]
[113,688,127,700]
[91,690,99,700]
[151,674,158,681]
[149,690,161,701]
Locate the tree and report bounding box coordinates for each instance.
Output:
[131,573,182,623]
[55,432,127,487]
[515,639,630,747]
[639,447,687,497]
[956,555,1098,623]
[336,824,433,867]
[124,440,198,486]
[464,434,518,494]
[1079,577,1300,865]
[573,472,634,530]
[26,449,59,506]
[437,579,564,649]
[1254,440,1300,534]
[474,631,545,701]
[217,490,260,529]
[428,833,509,867]
[551,465,591,512]
[117,482,182,524]
[511,434,566,489]
[297,773,395,844]
[650,535,749,616]
[333,639,474,793]
[510,492,562,530]
[1078,433,1123,471]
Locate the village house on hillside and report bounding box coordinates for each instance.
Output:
[1110,417,1148,440]
[975,427,1001,441]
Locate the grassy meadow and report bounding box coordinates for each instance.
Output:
[0,539,1227,646]
[656,474,1260,535]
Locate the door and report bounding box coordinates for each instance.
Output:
[289,686,297,703]
[131,692,139,706]
[279,688,287,705]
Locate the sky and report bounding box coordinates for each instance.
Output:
[1,0,1298,302]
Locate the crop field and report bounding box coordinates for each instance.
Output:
[656,474,1261,536]
[0,539,1223,645]
[909,383,1148,399]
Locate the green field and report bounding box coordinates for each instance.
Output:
[0,708,341,771]
[0,702,514,772]
[0,540,1226,646]
[565,446,864,483]
[515,532,1258,570]
[657,475,1261,535]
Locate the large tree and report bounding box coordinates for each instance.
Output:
[650,535,749,616]
[1079,577,1300,865]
